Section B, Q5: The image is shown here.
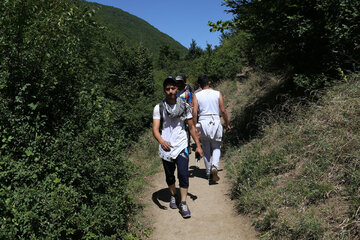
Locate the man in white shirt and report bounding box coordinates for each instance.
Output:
[193,75,231,183]
[152,76,203,218]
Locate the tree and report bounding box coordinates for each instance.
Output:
[185,39,203,60]
[205,43,213,56]
[157,43,180,69]
[212,0,360,78]
[105,40,155,140]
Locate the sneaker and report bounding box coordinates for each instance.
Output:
[211,166,220,182]
[179,202,191,218]
[169,195,177,209]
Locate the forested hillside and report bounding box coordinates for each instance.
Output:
[86,2,188,56]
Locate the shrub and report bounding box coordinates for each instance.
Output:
[0,1,154,238]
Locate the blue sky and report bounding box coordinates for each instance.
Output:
[86,0,233,49]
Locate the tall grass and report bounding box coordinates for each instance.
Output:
[225,74,359,239]
[119,129,162,238]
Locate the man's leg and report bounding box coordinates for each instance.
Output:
[162,159,176,187]
[162,159,177,208]
[168,184,176,196]
[180,187,188,203]
[176,149,190,200]
[176,148,191,218]
[210,140,221,182]
[210,140,221,170]
[201,137,212,177]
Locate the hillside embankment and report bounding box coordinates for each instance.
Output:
[224,71,360,239]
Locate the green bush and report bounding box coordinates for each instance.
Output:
[214,0,360,85]
[0,0,155,238]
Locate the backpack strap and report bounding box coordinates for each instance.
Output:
[186,84,194,94]
[159,101,164,133]
[185,90,189,101]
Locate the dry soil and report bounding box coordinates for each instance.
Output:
[142,150,258,240]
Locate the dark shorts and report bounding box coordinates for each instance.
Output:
[162,148,189,188]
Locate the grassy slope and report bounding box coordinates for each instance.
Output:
[224,72,359,239]
[86,2,187,56]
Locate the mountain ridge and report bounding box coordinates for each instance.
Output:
[87,2,188,56]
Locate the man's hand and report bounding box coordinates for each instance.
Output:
[195,146,203,158]
[160,140,171,151]
[225,124,231,132]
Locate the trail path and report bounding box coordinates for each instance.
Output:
[142,151,258,240]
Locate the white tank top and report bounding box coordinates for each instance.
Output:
[196,89,220,116]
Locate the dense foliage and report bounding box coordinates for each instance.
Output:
[0,0,154,238]
[210,0,360,88]
[154,39,244,86]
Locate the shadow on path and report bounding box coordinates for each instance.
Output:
[189,165,223,179]
[189,166,207,179]
[152,188,198,209]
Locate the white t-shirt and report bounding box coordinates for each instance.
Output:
[153,103,192,161]
[196,89,220,116]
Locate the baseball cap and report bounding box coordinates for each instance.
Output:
[175,75,185,82]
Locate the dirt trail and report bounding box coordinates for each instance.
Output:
[142,151,258,240]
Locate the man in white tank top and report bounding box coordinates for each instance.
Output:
[193,75,231,183]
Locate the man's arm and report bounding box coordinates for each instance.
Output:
[192,94,199,125]
[187,118,203,157]
[152,118,171,151]
[219,92,231,132]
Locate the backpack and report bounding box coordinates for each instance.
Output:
[178,84,194,104]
